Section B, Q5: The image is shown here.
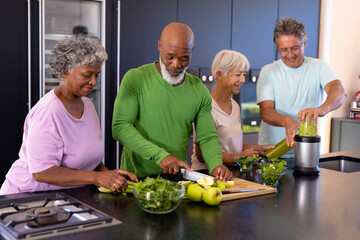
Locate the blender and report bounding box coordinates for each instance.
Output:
[294,115,320,175]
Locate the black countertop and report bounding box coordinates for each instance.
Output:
[2,150,360,240]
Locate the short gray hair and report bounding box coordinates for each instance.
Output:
[273,17,307,46]
[49,34,107,80]
[211,50,250,79]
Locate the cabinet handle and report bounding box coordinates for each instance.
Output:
[27,0,31,110]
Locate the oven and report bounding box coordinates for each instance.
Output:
[0,192,121,239]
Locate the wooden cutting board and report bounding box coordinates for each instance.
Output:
[222,178,276,201]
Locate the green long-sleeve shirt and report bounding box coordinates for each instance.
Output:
[112,62,222,177]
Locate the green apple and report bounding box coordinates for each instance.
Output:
[203,187,222,206]
[187,183,205,202]
[197,177,215,188]
[216,181,226,191]
[225,181,235,188]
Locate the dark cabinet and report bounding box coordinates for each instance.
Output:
[178,0,232,68]
[119,0,321,75]
[278,0,321,58]
[232,0,320,69]
[119,0,177,78]
[0,1,29,181]
[232,0,278,69]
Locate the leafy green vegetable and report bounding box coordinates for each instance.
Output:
[235,155,262,170]
[178,180,192,200]
[134,176,184,213]
[258,159,287,185]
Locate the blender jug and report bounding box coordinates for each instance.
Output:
[294,115,320,175]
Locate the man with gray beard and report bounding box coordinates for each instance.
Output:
[112,22,233,180]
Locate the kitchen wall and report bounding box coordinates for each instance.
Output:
[318,0,360,153]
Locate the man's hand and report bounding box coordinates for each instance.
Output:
[211,165,233,181]
[284,116,299,147]
[298,107,326,127]
[159,155,193,175]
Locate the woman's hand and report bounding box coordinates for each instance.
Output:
[95,169,138,194]
[238,148,259,158]
[257,145,275,155]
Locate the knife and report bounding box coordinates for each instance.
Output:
[180,168,216,182]
[221,189,265,194]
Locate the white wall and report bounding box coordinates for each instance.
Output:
[318,0,360,153]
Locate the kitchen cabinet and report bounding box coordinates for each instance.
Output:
[278,0,321,58]
[119,0,177,78]
[232,0,278,69]
[232,0,320,69]
[0,1,29,182]
[177,0,232,68]
[330,118,360,152]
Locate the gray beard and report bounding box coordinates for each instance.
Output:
[159,57,187,85]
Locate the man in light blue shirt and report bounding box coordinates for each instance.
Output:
[256,17,347,160]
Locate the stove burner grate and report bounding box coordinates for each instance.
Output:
[0,192,121,239]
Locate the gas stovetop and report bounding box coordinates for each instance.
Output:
[0,192,121,239]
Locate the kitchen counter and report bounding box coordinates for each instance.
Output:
[3,150,360,240]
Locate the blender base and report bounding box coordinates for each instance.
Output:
[293,166,320,175]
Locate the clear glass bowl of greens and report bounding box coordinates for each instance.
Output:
[256,159,287,187]
[235,155,262,172]
[256,169,286,187]
[133,176,185,214]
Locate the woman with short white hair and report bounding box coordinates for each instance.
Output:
[191,50,274,170]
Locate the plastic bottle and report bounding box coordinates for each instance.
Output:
[265,138,293,159]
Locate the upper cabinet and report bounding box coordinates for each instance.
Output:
[232,0,278,69]
[278,0,321,58]
[178,0,232,68]
[119,0,321,76]
[120,0,177,78]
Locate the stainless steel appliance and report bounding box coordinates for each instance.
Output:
[0,192,121,239]
[28,0,107,150]
[40,0,105,116]
[294,135,321,175]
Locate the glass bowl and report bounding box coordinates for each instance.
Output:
[234,156,259,172]
[133,182,185,214]
[256,169,286,187]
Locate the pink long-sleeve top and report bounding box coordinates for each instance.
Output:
[0,89,103,194]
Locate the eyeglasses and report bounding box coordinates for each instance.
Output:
[278,43,303,56]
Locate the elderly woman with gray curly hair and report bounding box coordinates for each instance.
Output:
[0,34,137,195]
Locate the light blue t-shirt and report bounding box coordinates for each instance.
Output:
[256,57,339,158]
